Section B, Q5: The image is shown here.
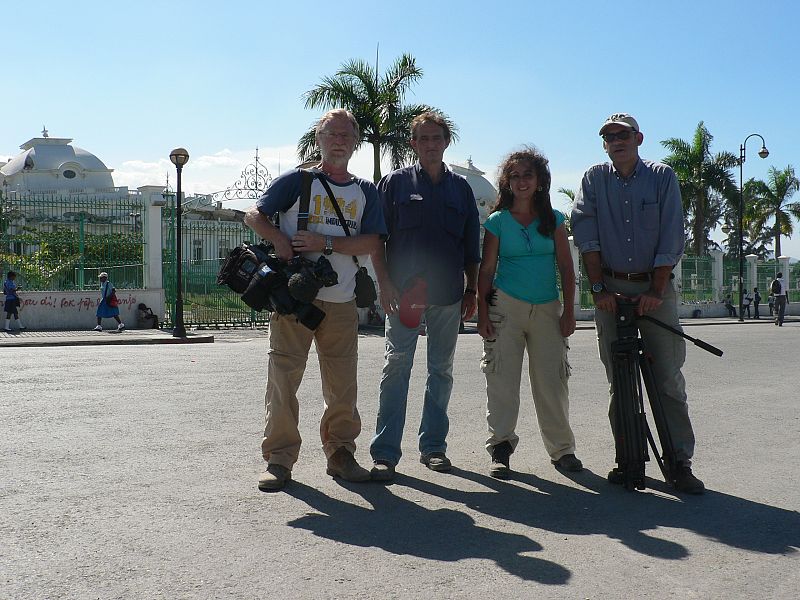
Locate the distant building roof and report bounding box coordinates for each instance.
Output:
[1,131,117,195]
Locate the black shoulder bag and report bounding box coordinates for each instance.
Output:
[314,173,377,308]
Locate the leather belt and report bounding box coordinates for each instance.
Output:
[602,268,652,282]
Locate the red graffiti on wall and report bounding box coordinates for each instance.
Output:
[15,294,138,312]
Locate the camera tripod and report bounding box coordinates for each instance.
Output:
[610,296,723,491]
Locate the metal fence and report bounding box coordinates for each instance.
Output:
[0,194,144,291]
[161,205,267,327]
[678,255,714,302]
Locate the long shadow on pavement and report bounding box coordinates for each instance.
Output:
[285,479,571,584]
[406,467,800,558]
[284,467,798,583]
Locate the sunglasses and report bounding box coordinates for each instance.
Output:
[601,130,637,142]
[521,228,532,253]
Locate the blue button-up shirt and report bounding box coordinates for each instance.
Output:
[571,158,685,272]
[380,163,481,306]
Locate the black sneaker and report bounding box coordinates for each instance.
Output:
[370,460,396,482]
[490,441,512,479]
[552,453,583,472]
[607,467,624,485]
[672,463,705,495]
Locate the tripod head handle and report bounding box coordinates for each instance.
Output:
[613,294,724,357]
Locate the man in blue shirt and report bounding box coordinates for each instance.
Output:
[245,109,386,491]
[572,113,704,494]
[369,111,481,480]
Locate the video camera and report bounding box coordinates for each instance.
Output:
[217,241,338,330]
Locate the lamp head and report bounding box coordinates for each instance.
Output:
[758,146,769,159]
[169,148,190,167]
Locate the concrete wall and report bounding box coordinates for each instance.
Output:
[7,289,165,330]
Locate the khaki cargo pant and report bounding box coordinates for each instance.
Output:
[481,289,576,461]
[261,299,361,469]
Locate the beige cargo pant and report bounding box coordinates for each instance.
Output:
[261,299,361,469]
[481,289,576,461]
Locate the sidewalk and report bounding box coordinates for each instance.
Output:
[0,327,214,347]
[0,316,790,348]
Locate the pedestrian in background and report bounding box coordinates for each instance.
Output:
[3,271,25,333]
[477,147,581,479]
[772,272,789,326]
[742,289,753,319]
[724,294,737,317]
[753,287,761,319]
[94,272,124,332]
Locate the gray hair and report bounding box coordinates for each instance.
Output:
[315,109,360,140]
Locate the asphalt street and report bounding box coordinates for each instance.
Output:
[2,320,798,599]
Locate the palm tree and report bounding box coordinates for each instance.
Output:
[661,122,739,255]
[298,54,457,183]
[557,187,575,235]
[744,165,800,258]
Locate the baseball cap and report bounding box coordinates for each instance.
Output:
[399,276,427,329]
[99,272,108,279]
[599,113,640,135]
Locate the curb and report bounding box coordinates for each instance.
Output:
[0,331,215,348]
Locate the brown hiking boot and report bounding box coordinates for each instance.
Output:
[326,448,371,482]
[420,452,452,472]
[258,463,291,492]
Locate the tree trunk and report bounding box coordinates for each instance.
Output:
[774,218,782,258]
[372,142,382,184]
[693,190,705,255]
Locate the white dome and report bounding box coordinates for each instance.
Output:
[1,134,116,195]
[449,158,497,222]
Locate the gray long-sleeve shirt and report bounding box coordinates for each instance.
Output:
[571,158,685,272]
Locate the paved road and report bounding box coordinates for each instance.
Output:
[2,321,798,599]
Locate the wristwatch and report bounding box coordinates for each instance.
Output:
[323,235,333,256]
[591,281,606,294]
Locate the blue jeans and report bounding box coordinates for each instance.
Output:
[370,301,461,466]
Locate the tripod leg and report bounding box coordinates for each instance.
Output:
[639,351,678,485]
[611,342,647,490]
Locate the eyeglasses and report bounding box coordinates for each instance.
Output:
[320,131,356,141]
[601,130,637,143]
[520,228,532,253]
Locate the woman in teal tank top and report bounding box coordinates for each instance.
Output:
[477,147,581,478]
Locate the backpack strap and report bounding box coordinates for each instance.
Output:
[296,169,314,231]
[315,172,360,266]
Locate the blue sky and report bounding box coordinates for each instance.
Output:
[4,0,800,256]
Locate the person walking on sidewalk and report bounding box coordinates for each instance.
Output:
[244,109,386,491]
[571,112,704,495]
[3,271,25,333]
[369,111,481,481]
[94,272,124,332]
[772,272,789,326]
[477,147,582,479]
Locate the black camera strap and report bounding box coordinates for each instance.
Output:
[296,169,314,232]
[315,172,360,267]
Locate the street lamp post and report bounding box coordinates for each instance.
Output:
[169,148,190,337]
[737,134,769,322]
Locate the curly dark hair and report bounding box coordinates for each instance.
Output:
[492,147,556,238]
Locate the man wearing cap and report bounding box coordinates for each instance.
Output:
[369,111,481,481]
[571,113,705,494]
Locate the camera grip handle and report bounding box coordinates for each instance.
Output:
[693,338,723,357]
